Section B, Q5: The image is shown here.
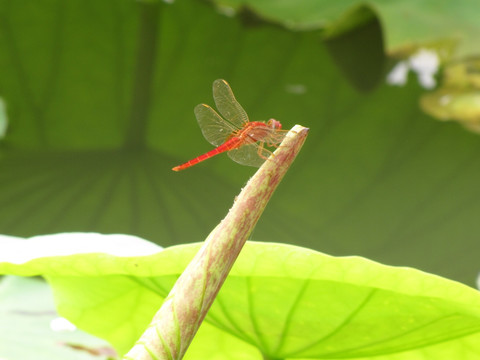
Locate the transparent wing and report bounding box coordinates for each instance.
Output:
[266,129,288,146]
[195,104,237,147]
[227,143,272,167]
[213,79,249,128]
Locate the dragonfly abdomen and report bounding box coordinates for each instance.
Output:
[172,137,242,171]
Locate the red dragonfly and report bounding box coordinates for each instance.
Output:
[172,79,286,171]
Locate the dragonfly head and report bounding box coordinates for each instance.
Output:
[267,119,282,130]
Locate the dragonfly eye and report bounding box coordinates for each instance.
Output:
[268,119,282,130]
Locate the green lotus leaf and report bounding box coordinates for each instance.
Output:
[1,233,479,359]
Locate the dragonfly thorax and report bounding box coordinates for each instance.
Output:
[240,120,283,143]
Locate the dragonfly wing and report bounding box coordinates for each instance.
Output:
[195,104,237,147]
[267,129,288,146]
[213,79,249,128]
[227,143,271,167]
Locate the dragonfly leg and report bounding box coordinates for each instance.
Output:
[266,129,289,147]
[257,141,274,160]
[266,141,281,148]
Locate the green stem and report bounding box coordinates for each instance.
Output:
[124,1,161,150]
[123,125,309,360]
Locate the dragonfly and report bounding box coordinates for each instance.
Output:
[172,79,286,171]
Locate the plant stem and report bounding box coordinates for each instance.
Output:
[124,1,161,150]
[123,125,309,360]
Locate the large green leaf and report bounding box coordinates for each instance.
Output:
[1,233,480,359]
[214,0,480,58]
[1,0,480,286]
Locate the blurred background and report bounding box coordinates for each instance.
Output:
[1,0,480,286]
